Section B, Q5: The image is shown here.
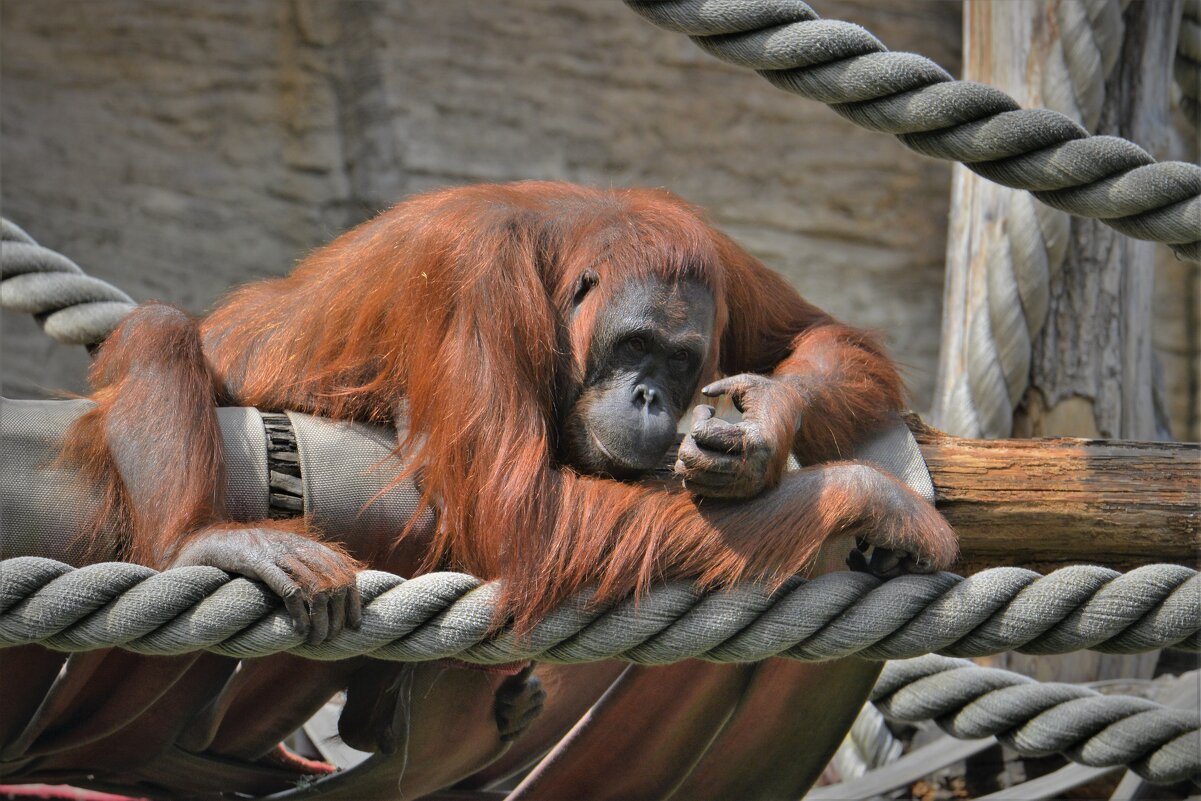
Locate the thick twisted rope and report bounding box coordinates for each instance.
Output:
[830,701,903,781]
[0,219,135,346]
[624,0,1201,262]
[875,655,1201,785]
[2,558,1197,663]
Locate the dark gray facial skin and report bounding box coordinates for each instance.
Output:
[563,276,716,478]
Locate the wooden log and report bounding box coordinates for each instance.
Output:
[659,418,1198,575]
[908,416,1200,575]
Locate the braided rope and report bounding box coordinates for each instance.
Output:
[624,0,1201,262]
[0,219,135,346]
[943,188,1067,439]
[831,701,903,781]
[2,557,1196,663]
[875,655,1201,784]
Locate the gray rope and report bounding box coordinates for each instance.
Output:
[830,701,903,781]
[874,655,1201,785]
[0,219,135,346]
[2,557,1197,663]
[624,0,1201,262]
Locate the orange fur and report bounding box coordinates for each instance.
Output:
[67,181,953,630]
[65,304,222,563]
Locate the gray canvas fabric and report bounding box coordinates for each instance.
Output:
[1,400,930,561]
[852,415,935,503]
[1,398,101,562]
[4,400,276,561]
[286,411,429,540]
[217,406,269,523]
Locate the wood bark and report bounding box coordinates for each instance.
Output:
[934,1,1185,685]
[1016,2,1182,441]
[909,417,1199,575]
[934,1,1183,440]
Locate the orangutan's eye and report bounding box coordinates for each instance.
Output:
[669,349,694,373]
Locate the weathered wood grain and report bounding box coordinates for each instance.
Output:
[910,417,1200,574]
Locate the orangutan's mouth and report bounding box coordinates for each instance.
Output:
[591,429,658,476]
[591,430,620,464]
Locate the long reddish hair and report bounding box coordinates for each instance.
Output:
[197,181,919,627]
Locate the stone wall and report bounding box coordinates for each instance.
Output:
[2,1,1194,438]
[0,0,960,409]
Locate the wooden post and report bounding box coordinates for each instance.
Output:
[1015,3,1182,441]
[933,1,1184,685]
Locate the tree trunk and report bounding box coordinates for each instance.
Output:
[933,0,1183,683]
[1016,3,1181,441]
